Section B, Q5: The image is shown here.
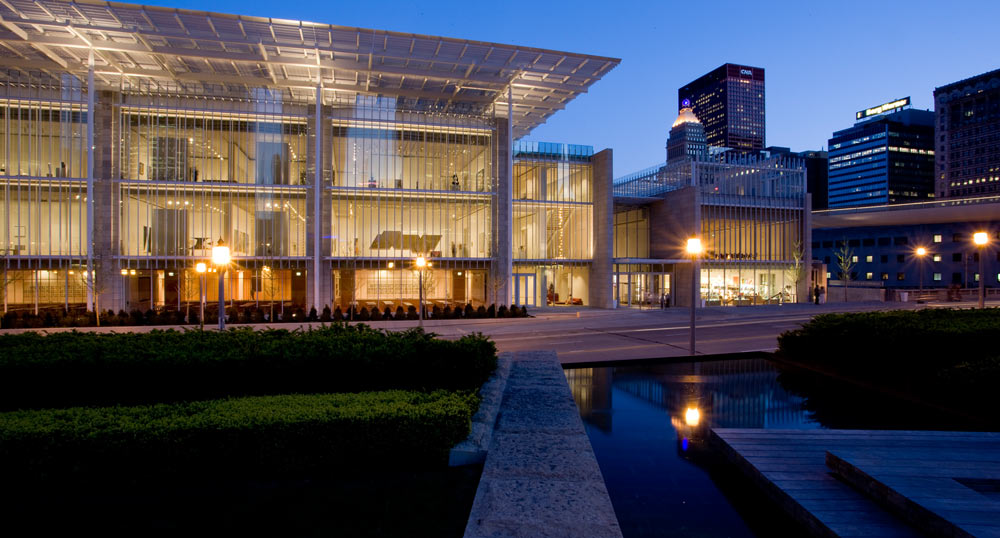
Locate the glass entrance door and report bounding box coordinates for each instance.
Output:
[514,273,536,306]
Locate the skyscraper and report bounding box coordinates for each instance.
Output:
[678,63,765,152]
[934,68,1000,199]
[666,99,707,163]
[827,99,935,208]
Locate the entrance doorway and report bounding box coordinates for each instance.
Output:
[514,273,536,306]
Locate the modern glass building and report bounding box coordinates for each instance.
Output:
[0,0,619,315]
[827,101,935,209]
[613,152,809,307]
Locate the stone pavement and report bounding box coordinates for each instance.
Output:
[463,351,622,538]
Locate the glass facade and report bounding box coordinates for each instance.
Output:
[612,154,808,307]
[0,1,621,315]
[511,141,595,306]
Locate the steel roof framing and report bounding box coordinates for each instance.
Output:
[0,0,619,137]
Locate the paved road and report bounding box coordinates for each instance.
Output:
[2,300,991,364]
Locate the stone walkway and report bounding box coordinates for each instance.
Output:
[463,351,622,538]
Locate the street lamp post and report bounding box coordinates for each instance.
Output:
[212,238,231,330]
[195,262,207,329]
[915,247,927,301]
[415,255,427,327]
[974,232,989,309]
[686,238,702,356]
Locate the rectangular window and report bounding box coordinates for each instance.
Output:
[851,255,859,263]
[897,272,905,281]
[866,255,873,263]
[953,253,962,262]
[822,241,833,248]
[848,239,860,247]
[826,272,831,279]
[933,273,942,281]
[880,255,888,263]
[894,237,908,245]
[953,233,963,242]
[933,234,942,243]
[866,272,873,280]
[896,254,905,263]
[933,254,941,262]
[975,273,980,282]
[881,273,889,280]
[863,238,875,247]
[878,237,891,246]
[823,256,830,264]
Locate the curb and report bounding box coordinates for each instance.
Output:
[448,353,513,466]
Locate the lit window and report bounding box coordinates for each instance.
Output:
[881,273,889,280]
[826,272,831,279]
[975,273,980,282]
[897,272,906,281]
[933,273,942,281]
[866,272,873,280]
[933,254,942,262]
[851,255,859,263]
[866,255,873,263]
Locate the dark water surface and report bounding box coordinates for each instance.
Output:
[564,357,978,538]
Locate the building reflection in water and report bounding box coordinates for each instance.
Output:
[565,358,817,453]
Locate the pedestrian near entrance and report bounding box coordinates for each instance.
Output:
[814,284,820,305]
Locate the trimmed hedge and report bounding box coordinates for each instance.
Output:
[0,390,478,480]
[777,308,1000,376]
[776,308,1000,417]
[0,325,497,410]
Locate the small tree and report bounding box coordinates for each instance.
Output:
[80,268,109,327]
[834,241,856,302]
[785,240,807,303]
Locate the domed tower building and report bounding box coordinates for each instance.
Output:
[666,99,708,163]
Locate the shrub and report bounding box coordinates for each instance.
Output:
[0,326,497,410]
[432,305,442,319]
[497,305,508,318]
[443,306,452,319]
[0,390,478,481]
[307,307,318,322]
[357,307,371,322]
[464,304,474,318]
[484,305,493,318]
[407,306,419,320]
[382,306,393,320]
[395,306,405,320]
[333,306,343,321]
[321,306,332,322]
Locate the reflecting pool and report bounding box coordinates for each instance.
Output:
[564,358,818,538]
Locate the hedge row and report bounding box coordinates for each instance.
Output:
[0,303,530,329]
[777,308,1000,376]
[0,325,497,410]
[776,308,1000,402]
[0,390,478,481]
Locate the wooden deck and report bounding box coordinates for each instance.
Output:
[712,429,936,537]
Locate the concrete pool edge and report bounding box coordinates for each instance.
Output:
[463,350,623,538]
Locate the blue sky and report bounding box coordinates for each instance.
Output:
[139,0,1000,177]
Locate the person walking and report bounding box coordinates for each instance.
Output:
[814,284,820,305]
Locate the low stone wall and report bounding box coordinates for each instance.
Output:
[449,354,512,466]
[463,351,623,538]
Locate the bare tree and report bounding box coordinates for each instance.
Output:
[79,268,109,327]
[785,240,807,304]
[0,260,24,328]
[260,263,282,322]
[835,241,856,302]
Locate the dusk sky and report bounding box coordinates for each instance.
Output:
[139,0,1000,177]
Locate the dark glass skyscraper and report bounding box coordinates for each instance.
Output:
[678,63,765,152]
[934,68,1000,199]
[827,106,935,208]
